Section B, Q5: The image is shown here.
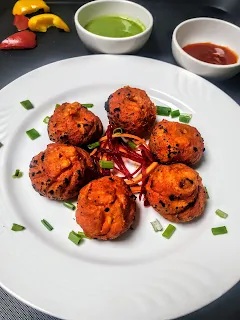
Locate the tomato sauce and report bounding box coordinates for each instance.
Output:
[182,42,238,65]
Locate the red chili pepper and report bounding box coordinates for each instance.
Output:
[0,30,36,50]
[13,15,29,31]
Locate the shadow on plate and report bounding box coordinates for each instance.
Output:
[191,153,207,171]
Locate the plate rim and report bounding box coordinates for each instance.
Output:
[0,54,240,320]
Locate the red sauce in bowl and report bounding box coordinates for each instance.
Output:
[182,42,238,65]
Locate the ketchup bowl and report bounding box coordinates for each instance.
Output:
[172,17,240,80]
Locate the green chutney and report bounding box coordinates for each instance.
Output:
[84,15,145,38]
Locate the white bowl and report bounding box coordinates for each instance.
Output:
[74,0,153,54]
[172,17,240,80]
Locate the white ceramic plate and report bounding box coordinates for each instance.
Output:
[0,55,239,320]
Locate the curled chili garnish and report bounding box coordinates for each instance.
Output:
[92,125,154,203]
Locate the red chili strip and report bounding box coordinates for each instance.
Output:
[112,155,132,179]
[100,148,143,164]
[138,144,155,163]
[131,165,142,176]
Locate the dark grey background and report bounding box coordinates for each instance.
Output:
[0,1,239,319]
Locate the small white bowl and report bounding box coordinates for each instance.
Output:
[172,17,240,79]
[74,0,153,54]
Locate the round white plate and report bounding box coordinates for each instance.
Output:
[0,55,239,320]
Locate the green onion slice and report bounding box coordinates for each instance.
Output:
[171,109,180,118]
[11,223,25,231]
[127,140,137,150]
[113,127,123,135]
[43,116,50,124]
[87,141,100,150]
[99,160,114,169]
[162,224,176,239]
[212,226,228,235]
[156,106,171,116]
[204,186,209,199]
[68,231,82,245]
[78,231,89,239]
[20,100,34,110]
[82,104,94,108]
[41,219,53,231]
[179,113,192,123]
[63,202,76,210]
[151,219,163,232]
[55,103,60,108]
[12,169,23,178]
[26,128,40,140]
[0,142,3,148]
[216,209,228,219]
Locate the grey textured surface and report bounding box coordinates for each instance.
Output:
[0,289,57,320]
[0,1,240,319]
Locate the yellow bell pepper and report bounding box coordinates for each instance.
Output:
[28,14,70,32]
[13,0,50,16]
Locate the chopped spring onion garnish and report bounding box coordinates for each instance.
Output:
[171,109,180,118]
[82,104,94,108]
[87,141,100,150]
[127,140,137,150]
[216,209,228,219]
[212,226,228,235]
[11,223,25,231]
[41,219,53,231]
[156,106,171,116]
[78,231,89,239]
[162,224,176,239]
[204,186,209,199]
[68,231,82,245]
[43,116,50,124]
[0,142,3,148]
[20,100,34,110]
[12,169,23,178]
[99,160,114,169]
[55,103,60,108]
[63,202,76,210]
[113,127,123,135]
[179,113,192,123]
[151,219,163,232]
[26,128,40,140]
